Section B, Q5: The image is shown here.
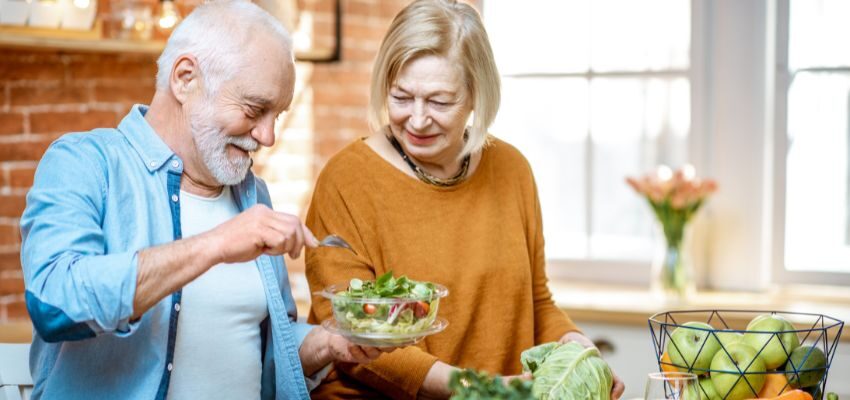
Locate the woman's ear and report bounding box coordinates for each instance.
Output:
[170,54,201,104]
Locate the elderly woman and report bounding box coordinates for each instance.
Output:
[306,0,625,398]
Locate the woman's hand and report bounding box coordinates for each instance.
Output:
[418,361,458,399]
[559,331,626,400]
[499,372,532,386]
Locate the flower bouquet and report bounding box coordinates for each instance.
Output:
[626,165,717,300]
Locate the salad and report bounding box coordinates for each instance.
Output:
[327,271,447,335]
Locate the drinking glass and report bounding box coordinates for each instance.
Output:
[644,372,700,400]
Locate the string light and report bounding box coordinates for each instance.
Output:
[157,0,181,30]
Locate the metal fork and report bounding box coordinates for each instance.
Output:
[317,234,357,255]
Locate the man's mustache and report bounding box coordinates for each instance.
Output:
[226,135,259,153]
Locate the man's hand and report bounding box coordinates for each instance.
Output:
[204,204,318,263]
[559,331,625,399]
[326,333,393,364]
[299,326,395,376]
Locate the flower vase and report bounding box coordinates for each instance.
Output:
[651,222,695,303]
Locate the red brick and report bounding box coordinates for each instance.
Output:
[0,252,21,271]
[316,136,352,159]
[311,68,371,86]
[68,57,158,81]
[5,300,29,320]
[346,0,380,17]
[312,84,370,107]
[0,224,19,246]
[10,84,91,107]
[0,194,27,218]
[0,113,25,136]
[0,138,55,162]
[29,110,118,134]
[341,46,380,63]
[8,166,35,188]
[93,82,156,104]
[0,61,65,82]
[0,276,24,296]
[343,20,388,41]
[379,0,408,18]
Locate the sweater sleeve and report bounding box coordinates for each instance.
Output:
[305,162,439,399]
[527,170,581,344]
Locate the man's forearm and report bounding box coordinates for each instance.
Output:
[132,233,220,319]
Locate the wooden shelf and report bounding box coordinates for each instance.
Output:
[0,23,335,60]
[0,24,165,54]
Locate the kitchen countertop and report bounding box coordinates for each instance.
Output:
[2,281,847,343]
[549,281,850,341]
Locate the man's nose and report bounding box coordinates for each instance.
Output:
[252,114,276,147]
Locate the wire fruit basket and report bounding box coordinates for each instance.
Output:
[648,310,843,400]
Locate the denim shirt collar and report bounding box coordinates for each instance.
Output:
[118,104,178,173]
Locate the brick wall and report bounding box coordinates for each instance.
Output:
[0,0,416,323]
[0,52,159,321]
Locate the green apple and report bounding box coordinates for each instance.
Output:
[715,330,744,350]
[710,343,767,400]
[785,345,826,388]
[742,314,800,369]
[698,376,721,400]
[669,322,722,373]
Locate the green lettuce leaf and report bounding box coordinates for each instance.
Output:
[521,342,613,400]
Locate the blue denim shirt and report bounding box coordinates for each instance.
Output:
[20,105,312,400]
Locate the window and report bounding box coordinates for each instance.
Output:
[483,0,691,281]
[776,0,850,282]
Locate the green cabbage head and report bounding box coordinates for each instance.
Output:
[521,342,613,400]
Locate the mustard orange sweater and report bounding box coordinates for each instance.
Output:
[305,137,578,399]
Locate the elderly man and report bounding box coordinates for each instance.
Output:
[19,1,383,399]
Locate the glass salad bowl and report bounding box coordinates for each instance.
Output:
[317,273,449,347]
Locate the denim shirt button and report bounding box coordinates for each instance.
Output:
[149,161,156,168]
[174,303,181,312]
[167,363,173,372]
[171,194,179,202]
[171,160,179,168]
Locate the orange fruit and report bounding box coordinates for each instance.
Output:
[758,373,791,398]
[661,351,679,373]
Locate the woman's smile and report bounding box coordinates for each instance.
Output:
[405,130,440,146]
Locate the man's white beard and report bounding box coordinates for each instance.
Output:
[191,106,259,186]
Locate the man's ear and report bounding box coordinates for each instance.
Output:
[170,54,202,104]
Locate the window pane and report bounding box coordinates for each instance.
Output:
[484,1,590,74]
[484,1,690,264]
[785,72,850,272]
[590,78,690,260]
[590,0,690,72]
[789,0,850,69]
[491,78,589,259]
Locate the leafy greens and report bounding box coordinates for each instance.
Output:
[449,369,534,400]
[521,342,614,400]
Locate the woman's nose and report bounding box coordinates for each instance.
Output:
[409,101,431,130]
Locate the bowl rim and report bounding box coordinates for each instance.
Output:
[314,282,449,303]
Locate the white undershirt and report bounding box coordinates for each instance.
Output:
[167,186,269,400]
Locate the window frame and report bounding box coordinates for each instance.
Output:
[489,1,704,287]
[488,0,850,288]
[770,0,850,286]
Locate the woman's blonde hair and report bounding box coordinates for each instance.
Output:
[368,0,501,158]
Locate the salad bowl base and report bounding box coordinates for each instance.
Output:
[321,318,449,348]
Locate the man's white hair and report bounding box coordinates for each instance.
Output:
[155,0,293,95]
